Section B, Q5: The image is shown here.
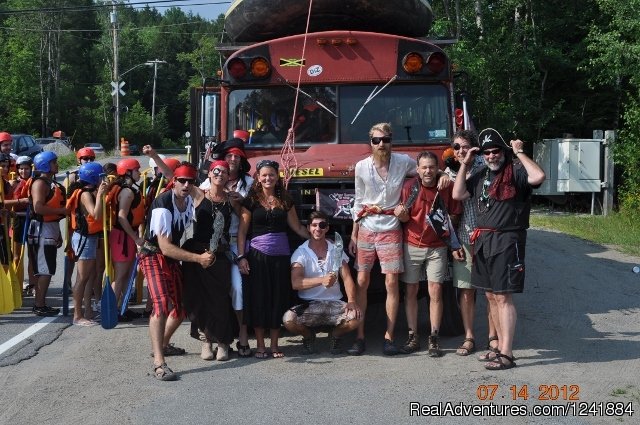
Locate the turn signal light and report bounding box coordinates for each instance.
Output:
[251,57,271,78]
[402,52,424,74]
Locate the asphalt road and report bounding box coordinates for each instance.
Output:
[0,157,639,424]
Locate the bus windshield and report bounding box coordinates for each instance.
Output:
[227,84,450,146]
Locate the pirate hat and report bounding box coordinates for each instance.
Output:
[478,128,510,152]
[219,137,251,173]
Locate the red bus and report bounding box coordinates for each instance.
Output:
[189,27,471,334]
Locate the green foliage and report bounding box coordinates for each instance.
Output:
[530,211,640,256]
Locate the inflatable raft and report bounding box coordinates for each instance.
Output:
[224,0,433,42]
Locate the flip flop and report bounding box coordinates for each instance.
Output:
[484,353,516,370]
[271,350,285,359]
[254,349,269,359]
[73,318,97,327]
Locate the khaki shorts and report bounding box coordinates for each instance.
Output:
[400,244,447,284]
[452,243,473,289]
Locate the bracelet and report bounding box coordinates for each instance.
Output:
[515,150,524,155]
[235,255,246,263]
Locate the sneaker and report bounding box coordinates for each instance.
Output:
[32,305,60,317]
[301,333,316,355]
[347,338,366,356]
[402,332,420,354]
[382,338,402,356]
[117,314,132,323]
[329,336,343,355]
[428,334,443,357]
[124,309,142,319]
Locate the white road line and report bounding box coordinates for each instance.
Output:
[0,315,60,355]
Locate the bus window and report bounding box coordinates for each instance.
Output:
[339,84,450,144]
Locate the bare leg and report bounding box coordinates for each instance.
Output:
[384,273,400,341]
[269,328,281,352]
[236,310,248,345]
[254,327,266,352]
[427,281,443,334]
[112,260,134,307]
[283,319,313,338]
[404,282,419,333]
[162,313,184,347]
[73,260,92,322]
[34,275,52,308]
[150,313,167,366]
[355,271,371,340]
[333,318,361,337]
[493,293,516,358]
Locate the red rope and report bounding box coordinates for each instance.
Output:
[280,0,314,189]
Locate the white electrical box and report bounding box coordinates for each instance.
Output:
[533,138,602,195]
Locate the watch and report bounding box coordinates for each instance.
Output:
[515,150,524,155]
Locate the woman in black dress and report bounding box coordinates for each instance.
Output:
[237,160,309,359]
[182,160,239,361]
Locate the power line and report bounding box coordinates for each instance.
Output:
[0,1,231,16]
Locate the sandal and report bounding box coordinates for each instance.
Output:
[254,349,269,359]
[455,338,476,356]
[163,343,186,356]
[236,341,252,358]
[153,362,177,381]
[484,353,516,370]
[271,350,285,359]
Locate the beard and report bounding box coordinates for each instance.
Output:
[485,154,505,171]
[372,148,391,163]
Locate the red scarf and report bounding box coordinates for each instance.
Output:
[488,161,516,201]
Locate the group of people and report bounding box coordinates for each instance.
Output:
[347,122,545,372]
[1,119,544,380]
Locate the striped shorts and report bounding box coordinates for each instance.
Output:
[355,226,403,274]
[140,253,184,318]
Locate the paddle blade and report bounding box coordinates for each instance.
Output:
[100,278,118,329]
[135,268,144,304]
[120,257,139,316]
[8,265,22,309]
[62,258,72,317]
[0,265,15,314]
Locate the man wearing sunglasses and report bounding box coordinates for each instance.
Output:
[140,163,216,381]
[452,128,545,371]
[348,122,450,356]
[284,211,361,355]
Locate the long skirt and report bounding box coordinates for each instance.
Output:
[181,239,238,344]
[242,247,294,329]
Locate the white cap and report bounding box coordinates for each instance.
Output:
[148,154,166,168]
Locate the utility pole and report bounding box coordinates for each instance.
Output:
[111,1,120,153]
[147,59,166,128]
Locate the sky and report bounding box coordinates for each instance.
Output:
[170,0,231,20]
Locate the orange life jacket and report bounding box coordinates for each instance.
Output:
[27,176,66,222]
[105,183,145,230]
[66,188,103,235]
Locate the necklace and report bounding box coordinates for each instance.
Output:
[478,168,492,213]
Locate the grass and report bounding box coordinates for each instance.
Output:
[530,212,640,257]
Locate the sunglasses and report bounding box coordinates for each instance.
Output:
[483,148,502,156]
[256,160,279,171]
[370,136,392,145]
[453,143,471,151]
[175,177,195,185]
[211,168,228,176]
[311,221,328,229]
[80,157,95,162]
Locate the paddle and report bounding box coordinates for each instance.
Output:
[0,176,15,314]
[119,256,138,316]
[62,171,72,316]
[100,193,118,329]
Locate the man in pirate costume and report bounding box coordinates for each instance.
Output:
[396,151,462,356]
[452,128,545,370]
[140,163,215,381]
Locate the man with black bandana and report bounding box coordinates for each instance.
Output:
[452,128,545,371]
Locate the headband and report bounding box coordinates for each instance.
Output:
[226,147,246,158]
[173,164,198,179]
[209,160,230,171]
[256,159,279,171]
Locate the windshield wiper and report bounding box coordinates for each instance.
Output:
[278,79,337,117]
[350,75,398,124]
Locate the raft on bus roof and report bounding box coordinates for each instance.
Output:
[223,0,434,43]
